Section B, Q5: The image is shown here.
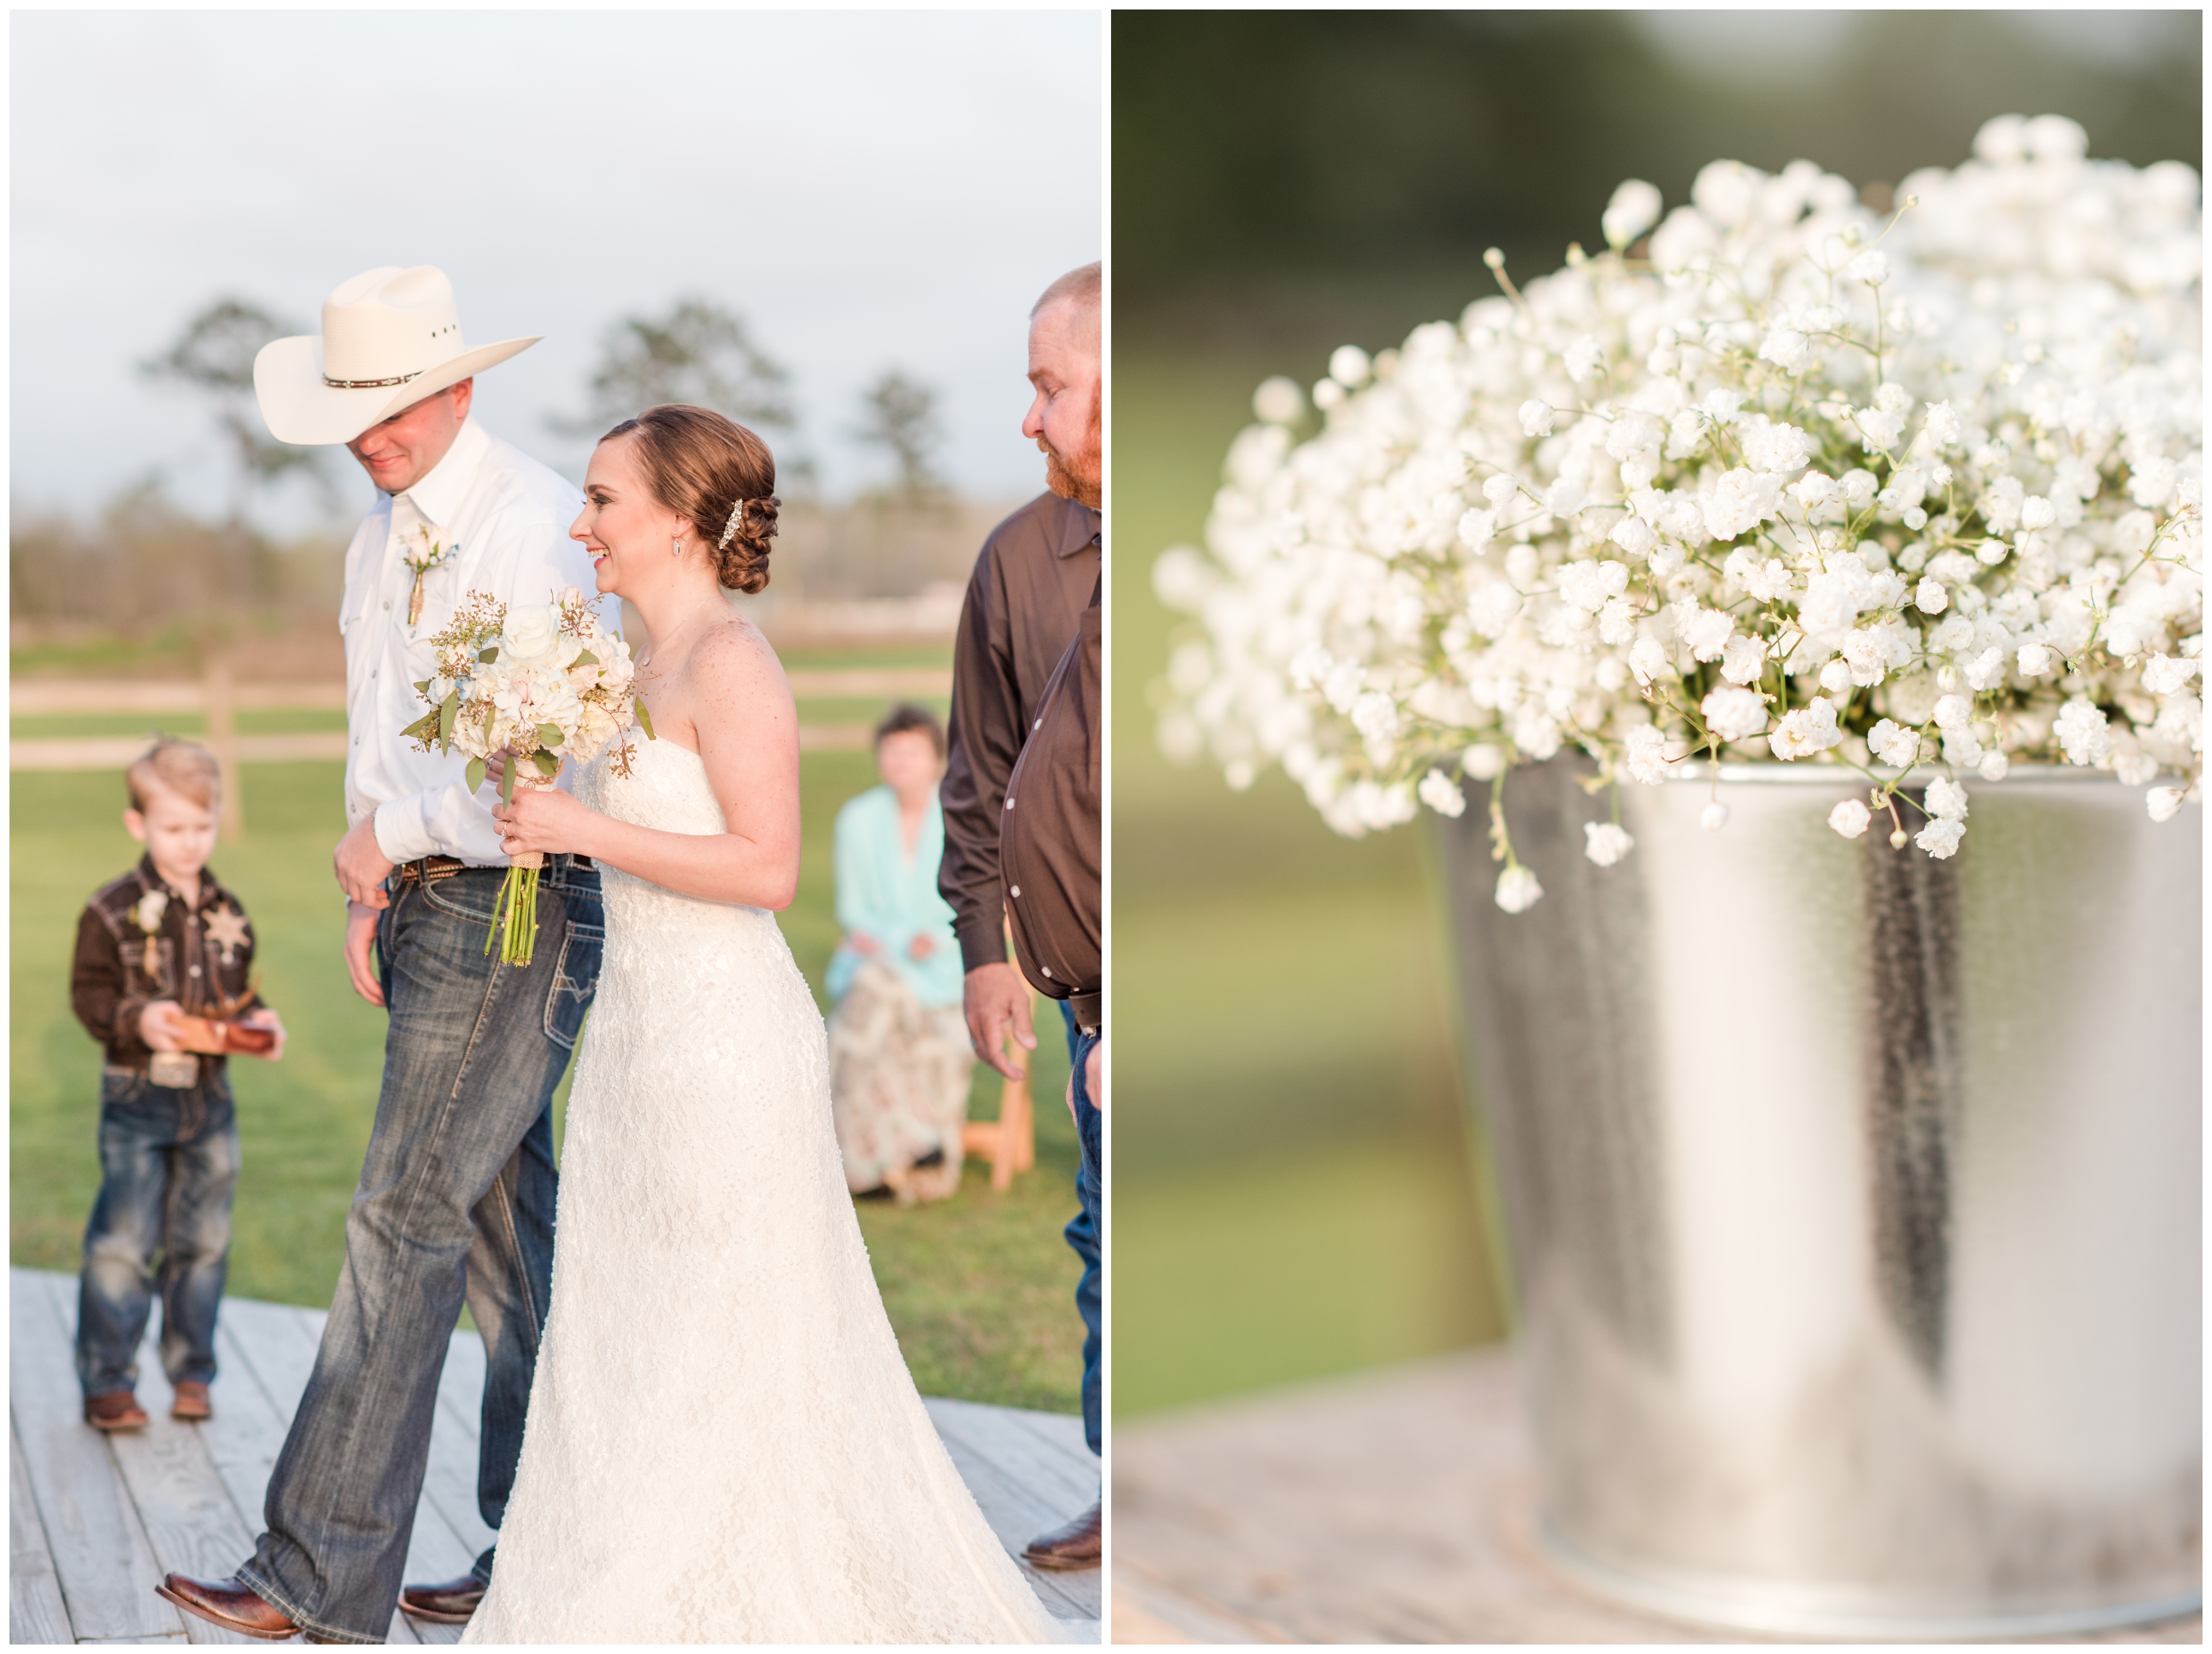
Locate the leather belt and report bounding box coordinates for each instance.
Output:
[396,853,596,885]
[1069,990,1103,1036]
[396,856,468,884]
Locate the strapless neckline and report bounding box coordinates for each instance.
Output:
[636,736,703,767]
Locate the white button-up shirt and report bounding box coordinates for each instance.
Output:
[340,417,594,865]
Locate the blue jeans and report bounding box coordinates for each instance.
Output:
[77,1066,240,1398]
[1063,1007,1102,1457]
[240,858,600,1644]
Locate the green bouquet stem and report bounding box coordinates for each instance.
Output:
[487,860,542,965]
[486,767,558,966]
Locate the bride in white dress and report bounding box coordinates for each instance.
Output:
[471,404,1071,1644]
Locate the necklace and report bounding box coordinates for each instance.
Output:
[636,599,726,676]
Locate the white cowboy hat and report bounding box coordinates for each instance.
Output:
[253,265,540,446]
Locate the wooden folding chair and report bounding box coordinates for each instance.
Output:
[961,940,1039,1191]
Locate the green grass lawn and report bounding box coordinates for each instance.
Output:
[11,738,1083,1416]
[1109,349,1510,1417]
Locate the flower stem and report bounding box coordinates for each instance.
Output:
[485,865,542,966]
[1486,767,1522,869]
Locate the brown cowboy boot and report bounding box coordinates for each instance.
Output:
[1022,1498,1102,1571]
[170,1381,213,1421]
[399,1573,487,1624]
[155,1575,300,1641]
[83,1390,149,1431]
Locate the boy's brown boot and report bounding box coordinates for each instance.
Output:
[85,1390,149,1430]
[171,1381,213,1421]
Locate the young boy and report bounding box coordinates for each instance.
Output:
[70,738,285,1430]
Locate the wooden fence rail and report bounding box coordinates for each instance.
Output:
[10,671,953,786]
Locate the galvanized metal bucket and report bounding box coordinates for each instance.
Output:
[1438,760,2202,1638]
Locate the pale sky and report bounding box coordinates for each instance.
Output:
[11,9,1103,531]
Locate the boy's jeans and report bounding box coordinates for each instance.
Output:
[238,857,601,1645]
[77,1066,240,1398]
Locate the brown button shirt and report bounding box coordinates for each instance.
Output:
[1000,576,1102,1028]
[72,856,264,1073]
[939,491,1102,973]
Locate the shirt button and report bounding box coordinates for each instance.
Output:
[1004,798,1014,810]
[1034,719,1042,729]
[1009,885,1020,898]
[1042,967,1054,978]
[188,965,201,978]
[384,600,392,611]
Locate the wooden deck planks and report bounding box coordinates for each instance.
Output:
[28,1274,264,1648]
[14,1270,1100,1641]
[923,1397,1100,1623]
[932,1396,1098,1514]
[9,1276,186,1643]
[11,1418,75,1646]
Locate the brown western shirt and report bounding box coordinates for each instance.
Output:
[72,856,264,1073]
[939,491,1102,974]
[1000,576,1102,1029]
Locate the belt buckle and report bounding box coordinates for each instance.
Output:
[149,1052,200,1088]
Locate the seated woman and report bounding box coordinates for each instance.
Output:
[826,703,974,1203]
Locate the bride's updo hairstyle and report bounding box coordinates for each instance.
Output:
[602,404,781,594]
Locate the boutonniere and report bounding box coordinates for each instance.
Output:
[133,889,169,934]
[401,524,460,626]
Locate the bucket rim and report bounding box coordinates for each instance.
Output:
[1537,1517,2204,1640]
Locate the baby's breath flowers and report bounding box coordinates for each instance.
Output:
[1154,116,2202,911]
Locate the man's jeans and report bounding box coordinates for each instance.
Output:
[240,858,600,1645]
[77,1066,240,1398]
[1064,1008,1102,1458]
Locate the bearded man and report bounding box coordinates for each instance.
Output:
[937,260,1105,1569]
[160,266,600,1644]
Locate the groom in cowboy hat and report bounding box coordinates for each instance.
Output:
[161,267,601,1644]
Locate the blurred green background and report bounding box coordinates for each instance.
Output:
[1109,9,2202,1418]
[11,651,1087,1416]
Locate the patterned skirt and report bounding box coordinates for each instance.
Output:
[827,962,975,1202]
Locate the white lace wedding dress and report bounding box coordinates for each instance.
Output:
[461,738,1072,1644]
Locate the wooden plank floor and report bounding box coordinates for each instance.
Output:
[1113,1346,2201,1645]
[9,1268,1098,1643]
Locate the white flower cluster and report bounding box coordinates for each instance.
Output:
[410,586,643,784]
[1155,117,2202,910]
[399,524,458,626]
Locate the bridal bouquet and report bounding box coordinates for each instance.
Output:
[1152,115,2203,911]
[404,585,648,962]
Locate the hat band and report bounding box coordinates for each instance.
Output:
[322,368,424,389]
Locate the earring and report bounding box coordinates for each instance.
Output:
[672,538,683,558]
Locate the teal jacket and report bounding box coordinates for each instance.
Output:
[825,786,965,1009]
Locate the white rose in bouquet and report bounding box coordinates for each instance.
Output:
[1155,116,2203,909]
[501,602,562,666]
